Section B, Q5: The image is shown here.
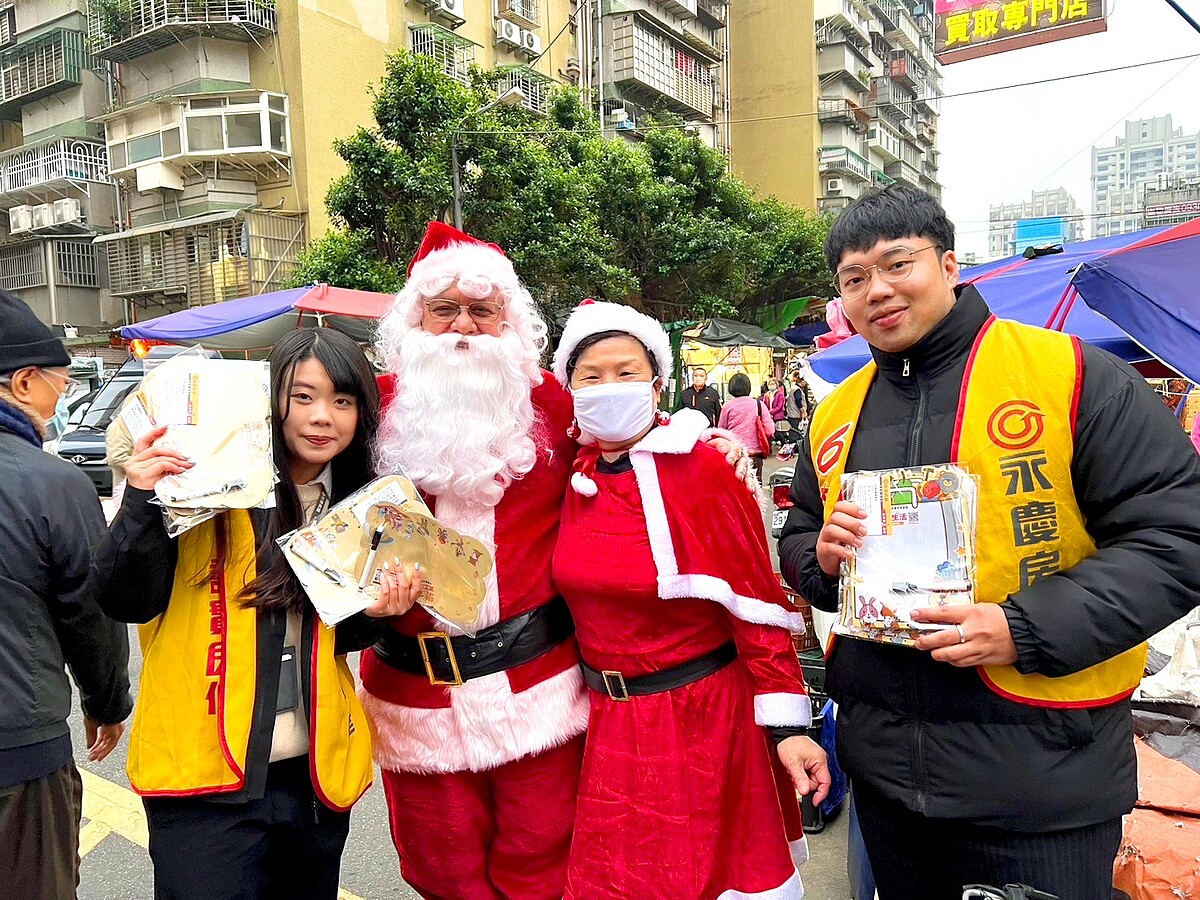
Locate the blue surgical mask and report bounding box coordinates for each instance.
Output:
[46,391,69,436]
[36,370,71,436]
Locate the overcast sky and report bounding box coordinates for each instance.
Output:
[938,0,1200,258]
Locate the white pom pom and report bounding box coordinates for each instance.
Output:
[571,471,598,497]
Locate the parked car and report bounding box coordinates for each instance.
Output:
[56,345,218,494]
[770,465,795,538]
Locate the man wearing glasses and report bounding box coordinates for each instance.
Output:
[0,291,131,897]
[779,185,1200,899]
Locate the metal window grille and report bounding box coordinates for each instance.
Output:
[410,24,477,87]
[107,211,304,306]
[496,66,552,116]
[0,29,93,112]
[500,0,539,26]
[0,242,45,290]
[53,240,101,288]
[612,17,714,119]
[0,8,14,48]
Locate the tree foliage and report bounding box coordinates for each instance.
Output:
[288,51,832,325]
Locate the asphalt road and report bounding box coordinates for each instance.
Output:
[71,456,852,899]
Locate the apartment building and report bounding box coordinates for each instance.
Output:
[727,1,819,209]
[79,0,576,327]
[0,0,117,326]
[987,188,1082,260]
[1143,171,1200,228]
[1093,115,1200,239]
[811,0,942,215]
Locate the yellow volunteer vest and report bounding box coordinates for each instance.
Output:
[127,511,374,809]
[809,317,1146,708]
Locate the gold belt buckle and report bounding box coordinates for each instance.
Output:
[417,632,464,687]
[601,670,630,702]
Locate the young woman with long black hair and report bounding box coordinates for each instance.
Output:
[89,328,419,899]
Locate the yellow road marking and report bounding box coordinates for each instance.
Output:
[79,770,148,850]
[78,770,371,899]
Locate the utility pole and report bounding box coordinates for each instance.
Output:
[1163,0,1200,36]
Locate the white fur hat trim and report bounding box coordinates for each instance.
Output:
[552,300,673,387]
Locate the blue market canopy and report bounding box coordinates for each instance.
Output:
[119,284,395,351]
[807,228,1173,384]
[1073,217,1200,384]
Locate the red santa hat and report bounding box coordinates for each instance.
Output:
[406,220,517,286]
[551,299,674,389]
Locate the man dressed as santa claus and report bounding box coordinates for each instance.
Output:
[360,222,588,899]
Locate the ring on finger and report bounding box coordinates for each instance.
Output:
[955,623,967,644]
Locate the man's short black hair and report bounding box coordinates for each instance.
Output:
[824,184,955,273]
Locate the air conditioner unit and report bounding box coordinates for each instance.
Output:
[433,0,466,25]
[520,29,543,56]
[495,18,522,48]
[826,178,844,194]
[8,205,32,234]
[53,198,82,225]
[30,203,54,230]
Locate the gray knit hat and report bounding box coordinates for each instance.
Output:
[0,289,69,375]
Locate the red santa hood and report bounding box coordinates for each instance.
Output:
[618,409,807,634]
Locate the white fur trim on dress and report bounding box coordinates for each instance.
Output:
[716,869,804,899]
[790,836,810,869]
[754,693,813,728]
[360,666,589,774]
[552,301,673,387]
[630,447,807,633]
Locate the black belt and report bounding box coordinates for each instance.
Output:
[580,641,737,702]
[372,597,575,686]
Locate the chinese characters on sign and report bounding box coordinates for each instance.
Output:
[999,448,1062,587]
[935,0,1108,64]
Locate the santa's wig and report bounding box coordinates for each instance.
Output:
[377,222,547,382]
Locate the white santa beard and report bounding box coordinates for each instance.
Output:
[376,329,539,507]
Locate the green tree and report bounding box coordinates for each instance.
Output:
[289,50,830,325]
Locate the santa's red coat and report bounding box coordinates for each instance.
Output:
[360,372,591,774]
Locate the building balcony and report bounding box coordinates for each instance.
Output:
[496,65,553,116]
[817,42,874,90]
[867,120,902,163]
[871,76,913,117]
[872,167,895,187]
[922,158,938,181]
[888,50,926,94]
[916,116,935,145]
[868,0,901,31]
[816,0,872,46]
[655,0,698,20]
[819,145,871,182]
[609,14,715,120]
[819,97,870,132]
[679,19,723,60]
[98,208,304,307]
[696,0,727,28]
[0,4,13,49]
[884,159,921,188]
[497,0,540,31]
[87,0,277,64]
[0,138,108,207]
[103,90,290,179]
[411,24,478,88]
[0,29,94,118]
[884,7,921,53]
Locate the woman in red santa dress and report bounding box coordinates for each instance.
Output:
[550,300,831,900]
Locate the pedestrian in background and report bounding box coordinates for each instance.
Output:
[88,328,416,899]
[677,366,722,427]
[0,290,132,899]
[719,372,774,482]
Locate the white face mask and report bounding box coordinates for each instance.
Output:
[572,381,657,444]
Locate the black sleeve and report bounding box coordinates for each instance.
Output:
[48,479,133,725]
[1004,347,1200,677]
[88,487,178,624]
[777,431,840,612]
[674,389,691,414]
[334,612,388,655]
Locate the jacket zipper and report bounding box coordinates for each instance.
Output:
[904,356,929,813]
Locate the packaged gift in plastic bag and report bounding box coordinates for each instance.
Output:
[280,474,493,632]
[119,348,276,537]
[834,465,978,647]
